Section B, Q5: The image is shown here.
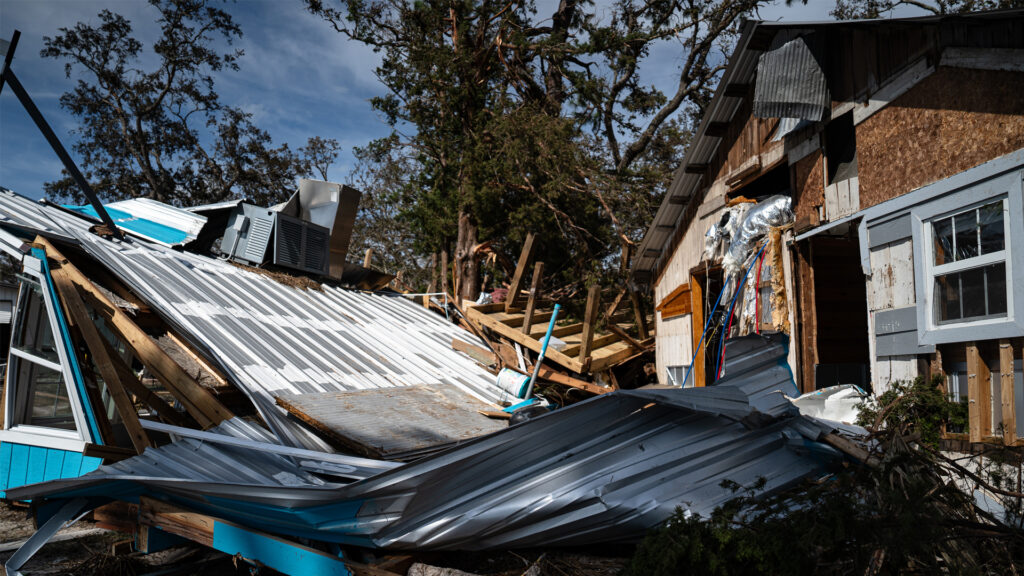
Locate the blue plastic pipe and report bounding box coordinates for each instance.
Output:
[523,303,561,399]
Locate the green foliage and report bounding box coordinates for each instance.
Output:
[42,0,328,207]
[856,375,968,447]
[625,378,1024,576]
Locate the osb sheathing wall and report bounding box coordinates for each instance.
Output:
[857,67,1024,210]
[791,149,824,232]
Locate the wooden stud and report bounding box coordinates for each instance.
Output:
[689,272,706,387]
[83,443,139,463]
[966,342,991,443]
[505,232,536,312]
[607,324,647,351]
[578,285,602,362]
[1000,340,1016,445]
[601,286,628,325]
[521,261,544,335]
[100,338,191,428]
[164,331,230,389]
[49,263,152,453]
[363,248,373,268]
[631,290,648,341]
[536,367,609,395]
[440,249,449,299]
[38,237,233,429]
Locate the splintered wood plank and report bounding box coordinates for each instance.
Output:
[1000,340,1016,445]
[466,306,583,373]
[521,261,544,335]
[967,342,991,443]
[631,290,649,340]
[562,331,622,358]
[139,496,214,547]
[50,263,152,453]
[536,367,610,395]
[589,340,644,373]
[578,285,602,362]
[506,232,536,312]
[38,237,233,429]
[275,384,505,459]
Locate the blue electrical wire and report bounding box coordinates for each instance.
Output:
[714,242,769,381]
[679,273,727,388]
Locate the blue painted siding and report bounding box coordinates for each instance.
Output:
[212,521,351,576]
[0,442,101,499]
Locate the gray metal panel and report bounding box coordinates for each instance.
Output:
[867,213,912,248]
[876,331,934,357]
[753,34,828,121]
[10,334,849,551]
[874,306,917,335]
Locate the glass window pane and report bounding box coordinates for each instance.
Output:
[933,217,954,265]
[934,272,962,322]
[13,357,76,430]
[953,210,978,261]
[986,262,1007,316]
[979,201,1005,255]
[960,266,986,318]
[12,282,60,364]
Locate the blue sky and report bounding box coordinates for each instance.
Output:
[0,0,916,202]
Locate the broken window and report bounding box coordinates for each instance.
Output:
[929,199,1009,325]
[7,279,77,431]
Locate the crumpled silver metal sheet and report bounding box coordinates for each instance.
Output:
[9,335,846,550]
[0,189,505,451]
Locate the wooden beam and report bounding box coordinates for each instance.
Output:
[49,262,152,453]
[505,232,536,312]
[1000,339,1016,445]
[450,338,498,368]
[139,496,214,547]
[165,332,230,389]
[501,311,553,328]
[521,261,544,335]
[600,286,628,326]
[704,121,730,137]
[967,342,991,443]
[607,324,648,352]
[563,331,622,358]
[529,321,583,340]
[83,443,139,463]
[536,367,609,395]
[631,290,649,340]
[578,285,602,362]
[100,337,191,428]
[465,306,583,373]
[38,237,233,429]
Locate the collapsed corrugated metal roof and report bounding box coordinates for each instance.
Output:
[0,188,505,451]
[63,197,208,246]
[9,333,853,551]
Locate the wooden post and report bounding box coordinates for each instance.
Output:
[689,273,705,387]
[1001,340,1016,445]
[363,248,373,268]
[49,264,152,453]
[967,342,991,443]
[38,237,233,429]
[505,232,536,312]
[579,285,601,363]
[601,286,627,325]
[440,249,449,299]
[630,290,648,340]
[425,252,438,308]
[521,262,544,335]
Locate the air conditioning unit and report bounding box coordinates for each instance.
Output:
[220,204,330,276]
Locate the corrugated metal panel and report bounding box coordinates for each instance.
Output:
[752,34,829,121]
[10,335,848,550]
[63,198,208,246]
[0,190,505,451]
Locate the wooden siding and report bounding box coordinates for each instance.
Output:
[867,238,919,395]
[857,67,1024,210]
[0,442,102,499]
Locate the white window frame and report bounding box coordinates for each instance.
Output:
[922,196,1012,327]
[910,167,1024,346]
[1,255,93,451]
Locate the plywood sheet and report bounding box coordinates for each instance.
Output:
[276,384,505,460]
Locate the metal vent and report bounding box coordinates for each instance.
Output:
[244,215,274,263]
[272,212,330,276]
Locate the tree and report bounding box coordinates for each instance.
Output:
[306,0,764,300]
[831,0,1024,18]
[42,0,317,207]
[300,136,341,181]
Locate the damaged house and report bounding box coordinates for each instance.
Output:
[632,10,1024,445]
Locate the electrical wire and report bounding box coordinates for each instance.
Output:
[715,242,768,381]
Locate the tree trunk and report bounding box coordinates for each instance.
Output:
[455,210,480,307]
